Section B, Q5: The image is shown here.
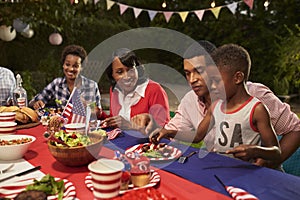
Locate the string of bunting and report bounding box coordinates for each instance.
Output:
[90,0,254,23]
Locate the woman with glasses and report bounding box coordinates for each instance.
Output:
[29,45,103,119]
[101,48,170,131]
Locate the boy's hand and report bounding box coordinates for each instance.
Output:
[226,144,257,161]
[254,158,281,169]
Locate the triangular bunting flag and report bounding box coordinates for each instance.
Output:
[94,0,100,4]
[194,10,205,21]
[119,4,129,15]
[133,8,143,18]
[210,7,222,19]
[106,0,115,10]
[83,0,88,5]
[179,11,189,22]
[243,0,254,10]
[163,12,173,23]
[227,2,238,14]
[70,0,74,5]
[148,10,157,21]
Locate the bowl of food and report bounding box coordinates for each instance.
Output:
[0,134,36,160]
[47,131,104,167]
[0,122,17,135]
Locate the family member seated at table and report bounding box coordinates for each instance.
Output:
[196,44,281,165]
[146,41,298,169]
[246,82,300,168]
[100,48,170,130]
[0,66,16,106]
[29,45,103,118]
[139,40,216,145]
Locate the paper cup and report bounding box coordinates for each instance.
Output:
[64,123,85,134]
[0,122,17,135]
[0,112,16,122]
[17,97,26,108]
[88,158,125,199]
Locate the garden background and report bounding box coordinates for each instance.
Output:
[0,0,299,112]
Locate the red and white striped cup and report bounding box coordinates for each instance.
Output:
[0,122,17,135]
[17,97,26,108]
[88,158,125,199]
[0,112,16,122]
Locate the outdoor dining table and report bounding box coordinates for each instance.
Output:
[11,124,300,199]
[14,124,230,199]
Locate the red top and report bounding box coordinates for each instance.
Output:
[110,80,170,126]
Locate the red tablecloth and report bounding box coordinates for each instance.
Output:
[17,125,231,199]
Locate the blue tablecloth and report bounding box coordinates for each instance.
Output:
[104,130,300,200]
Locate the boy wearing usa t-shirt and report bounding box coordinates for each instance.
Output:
[196,44,281,165]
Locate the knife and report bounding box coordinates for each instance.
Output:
[0,166,41,183]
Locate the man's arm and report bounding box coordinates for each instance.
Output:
[247,81,300,166]
[278,130,300,164]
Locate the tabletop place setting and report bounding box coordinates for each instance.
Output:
[0,96,300,200]
[0,102,176,200]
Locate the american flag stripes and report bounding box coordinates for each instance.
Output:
[62,88,86,124]
[214,175,259,200]
[225,186,259,200]
[106,128,122,140]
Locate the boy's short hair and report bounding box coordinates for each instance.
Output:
[211,44,251,80]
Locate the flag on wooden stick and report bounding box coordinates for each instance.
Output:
[62,87,86,124]
[214,175,259,200]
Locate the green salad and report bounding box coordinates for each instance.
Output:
[52,130,91,147]
[26,174,65,200]
[142,149,163,158]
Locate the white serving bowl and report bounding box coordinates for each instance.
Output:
[0,122,17,135]
[0,134,36,160]
[0,112,16,122]
[64,123,85,134]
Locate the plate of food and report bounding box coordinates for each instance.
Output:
[125,143,182,161]
[0,174,76,200]
[85,170,160,194]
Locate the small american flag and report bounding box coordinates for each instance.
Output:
[214,175,259,200]
[107,128,122,140]
[62,88,86,124]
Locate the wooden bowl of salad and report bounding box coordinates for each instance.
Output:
[47,131,105,167]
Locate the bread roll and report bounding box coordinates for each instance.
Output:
[15,111,30,124]
[0,106,6,112]
[20,107,39,122]
[3,106,20,112]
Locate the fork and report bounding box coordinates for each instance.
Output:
[178,151,198,164]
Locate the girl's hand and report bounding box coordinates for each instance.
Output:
[33,100,45,110]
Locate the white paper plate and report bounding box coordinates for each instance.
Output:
[0,177,76,200]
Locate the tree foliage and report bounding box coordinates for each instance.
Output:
[0,0,299,96]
